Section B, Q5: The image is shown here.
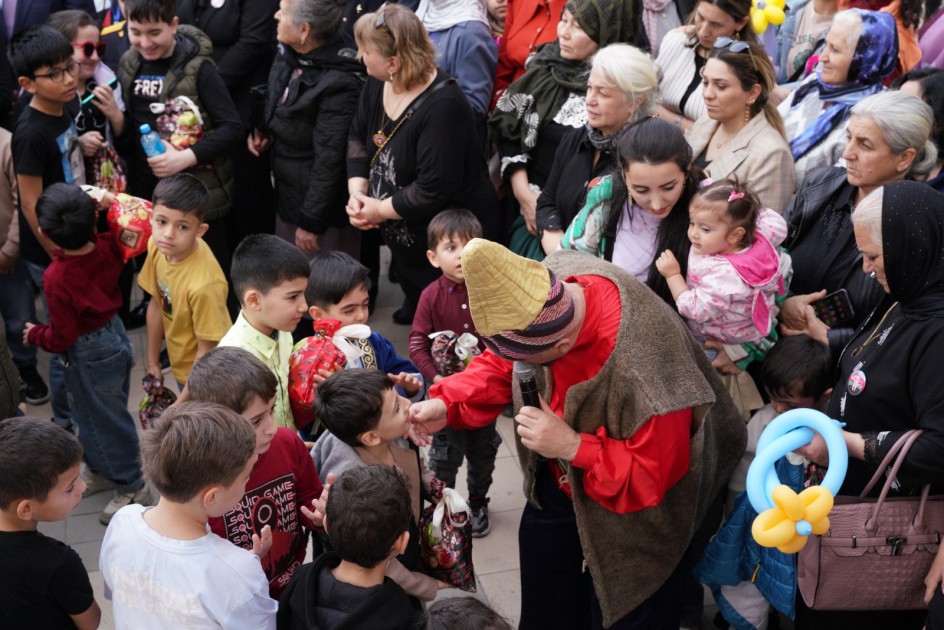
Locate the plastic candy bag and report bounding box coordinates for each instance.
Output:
[288,319,371,429]
[428,331,481,377]
[152,95,205,151]
[139,376,176,429]
[419,478,476,592]
[106,193,153,261]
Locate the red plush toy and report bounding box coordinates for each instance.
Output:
[106,193,153,261]
[288,319,350,430]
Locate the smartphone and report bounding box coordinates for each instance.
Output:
[81,77,119,106]
[811,288,856,327]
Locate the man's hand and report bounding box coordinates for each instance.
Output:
[408,398,448,445]
[250,524,272,558]
[301,472,335,529]
[389,372,421,396]
[295,228,320,254]
[22,322,36,347]
[515,396,581,461]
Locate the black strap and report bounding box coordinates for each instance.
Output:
[369,77,457,166]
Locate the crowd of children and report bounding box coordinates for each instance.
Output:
[1,0,936,628]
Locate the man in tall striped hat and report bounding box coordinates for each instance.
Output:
[410,238,745,629]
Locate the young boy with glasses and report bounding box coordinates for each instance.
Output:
[8,25,88,435]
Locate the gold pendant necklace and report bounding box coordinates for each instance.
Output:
[850,301,899,358]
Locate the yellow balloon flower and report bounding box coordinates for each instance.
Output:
[751,485,833,553]
[750,0,786,34]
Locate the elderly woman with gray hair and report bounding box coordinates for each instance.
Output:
[248,0,364,258]
[779,90,937,361]
[536,44,659,254]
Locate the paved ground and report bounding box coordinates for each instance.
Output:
[29,257,528,628]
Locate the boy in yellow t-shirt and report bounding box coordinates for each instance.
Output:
[138,174,231,387]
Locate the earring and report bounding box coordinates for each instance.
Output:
[744,100,754,125]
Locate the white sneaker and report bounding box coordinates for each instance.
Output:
[100,487,155,525]
[81,467,116,498]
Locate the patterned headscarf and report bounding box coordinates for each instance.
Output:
[881,182,944,319]
[488,0,648,164]
[789,9,898,160]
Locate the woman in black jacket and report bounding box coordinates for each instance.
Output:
[248,0,364,257]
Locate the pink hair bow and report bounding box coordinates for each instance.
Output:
[728,190,745,202]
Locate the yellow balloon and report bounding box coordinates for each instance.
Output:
[751,485,835,552]
[773,485,804,521]
[752,505,796,547]
[751,9,768,34]
[766,6,786,25]
[778,535,808,554]
[799,486,834,523]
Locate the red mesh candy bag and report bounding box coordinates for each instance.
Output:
[106,193,153,261]
[429,331,481,377]
[419,478,476,592]
[288,319,371,429]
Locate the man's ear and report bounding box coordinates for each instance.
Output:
[358,430,380,447]
[196,223,209,238]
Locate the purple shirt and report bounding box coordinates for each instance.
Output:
[408,275,484,382]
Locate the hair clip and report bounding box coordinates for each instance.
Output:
[699,177,714,188]
[728,190,745,202]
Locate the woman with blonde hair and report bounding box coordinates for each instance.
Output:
[346,3,498,317]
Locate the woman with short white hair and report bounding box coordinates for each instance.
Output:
[537,43,659,254]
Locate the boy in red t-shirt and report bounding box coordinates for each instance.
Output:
[187,345,324,598]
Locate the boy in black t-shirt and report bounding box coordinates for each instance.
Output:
[117,0,242,270]
[9,25,88,435]
[0,417,101,629]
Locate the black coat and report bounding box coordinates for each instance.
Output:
[263,42,364,234]
[177,0,280,125]
[782,166,885,356]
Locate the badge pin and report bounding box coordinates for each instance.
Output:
[847,370,866,396]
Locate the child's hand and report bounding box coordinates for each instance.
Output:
[437,580,454,590]
[655,250,680,278]
[311,367,335,386]
[301,472,335,529]
[91,84,121,121]
[432,374,446,384]
[22,322,35,347]
[147,143,197,178]
[389,372,421,396]
[145,363,164,386]
[77,131,105,157]
[250,524,272,558]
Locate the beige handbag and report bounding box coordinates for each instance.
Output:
[797,430,944,610]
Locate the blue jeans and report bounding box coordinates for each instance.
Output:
[0,257,38,367]
[62,315,143,491]
[25,260,71,429]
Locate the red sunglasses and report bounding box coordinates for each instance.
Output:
[72,41,107,58]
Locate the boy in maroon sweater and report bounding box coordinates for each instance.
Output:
[408,209,499,537]
[22,183,151,525]
[187,346,324,598]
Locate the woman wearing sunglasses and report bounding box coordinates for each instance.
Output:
[46,10,126,186]
[686,39,795,213]
[655,0,754,133]
[777,9,898,183]
[346,3,499,319]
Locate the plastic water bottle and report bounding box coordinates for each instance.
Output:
[140,124,165,157]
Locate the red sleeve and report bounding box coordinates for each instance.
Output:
[491,5,518,111]
[408,287,439,383]
[292,435,323,532]
[570,408,693,514]
[429,350,512,429]
[27,274,81,354]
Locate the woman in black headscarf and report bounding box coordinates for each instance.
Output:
[488,0,648,259]
[798,181,944,629]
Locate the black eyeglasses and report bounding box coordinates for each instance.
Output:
[712,37,757,69]
[72,41,107,59]
[32,60,79,83]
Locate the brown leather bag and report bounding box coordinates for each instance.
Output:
[797,430,944,610]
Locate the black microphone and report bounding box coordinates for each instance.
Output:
[513,361,541,409]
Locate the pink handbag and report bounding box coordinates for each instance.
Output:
[797,430,944,610]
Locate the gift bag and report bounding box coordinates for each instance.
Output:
[429,331,481,377]
[105,192,153,261]
[139,376,176,429]
[288,319,371,429]
[88,143,127,194]
[419,478,476,592]
[152,95,205,151]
